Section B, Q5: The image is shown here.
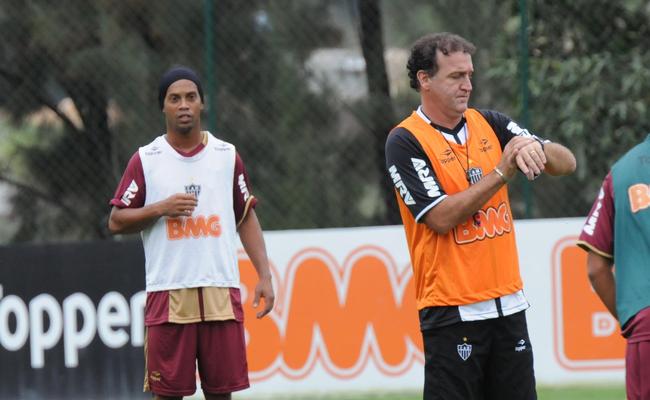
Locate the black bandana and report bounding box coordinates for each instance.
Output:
[158,66,204,109]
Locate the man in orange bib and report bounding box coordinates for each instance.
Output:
[385,33,576,400]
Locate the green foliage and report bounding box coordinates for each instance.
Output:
[0,0,378,241]
[382,0,650,218]
[206,0,377,229]
[486,0,650,217]
[2,0,649,240]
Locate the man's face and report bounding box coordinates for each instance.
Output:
[163,79,203,134]
[420,50,473,120]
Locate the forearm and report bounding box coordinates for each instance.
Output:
[543,142,577,176]
[108,203,163,235]
[423,170,505,234]
[239,209,275,318]
[238,209,272,278]
[587,252,617,319]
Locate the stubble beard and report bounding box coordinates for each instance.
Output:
[176,124,193,135]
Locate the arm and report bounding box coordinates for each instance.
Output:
[577,173,616,316]
[422,135,527,234]
[479,110,576,179]
[542,142,577,176]
[587,251,617,319]
[238,208,275,318]
[108,151,196,235]
[514,140,576,180]
[108,193,198,234]
[422,170,505,234]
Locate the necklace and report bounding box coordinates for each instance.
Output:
[434,124,483,185]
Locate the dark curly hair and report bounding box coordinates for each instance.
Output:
[407,32,476,91]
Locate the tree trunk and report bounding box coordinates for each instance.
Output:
[357,0,400,224]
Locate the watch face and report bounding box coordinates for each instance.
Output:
[467,167,483,185]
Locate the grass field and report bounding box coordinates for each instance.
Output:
[537,386,625,400]
[246,386,626,400]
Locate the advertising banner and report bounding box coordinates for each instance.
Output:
[0,241,148,399]
[0,219,625,399]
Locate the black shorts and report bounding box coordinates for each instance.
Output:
[422,310,536,400]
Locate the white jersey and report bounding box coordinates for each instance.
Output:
[139,132,239,291]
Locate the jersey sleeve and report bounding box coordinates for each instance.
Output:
[109,151,146,209]
[577,173,614,258]
[233,151,257,226]
[478,109,550,150]
[385,127,447,222]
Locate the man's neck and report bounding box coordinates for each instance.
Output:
[420,103,463,130]
[165,129,204,153]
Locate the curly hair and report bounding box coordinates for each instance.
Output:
[407,32,476,91]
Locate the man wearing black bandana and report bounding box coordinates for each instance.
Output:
[108,66,275,400]
[385,33,576,400]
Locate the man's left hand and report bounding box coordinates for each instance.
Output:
[253,275,275,318]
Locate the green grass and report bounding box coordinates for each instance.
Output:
[247,386,626,400]
[538,385,625,400]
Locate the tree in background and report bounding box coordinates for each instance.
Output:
[380,0,528,214]
[489,0,650,217]
[1,0,644,242]
[382,0,650,218]
[208,0,362,229]
[356,0,400,224]
[0,1,117,241]
[0,0,388,242]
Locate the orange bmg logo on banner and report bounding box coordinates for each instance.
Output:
[238,246,424,381]
[552,237,625,370]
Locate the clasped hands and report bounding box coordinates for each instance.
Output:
[499,136,547,181]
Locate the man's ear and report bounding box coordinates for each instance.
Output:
[417,70,431,91]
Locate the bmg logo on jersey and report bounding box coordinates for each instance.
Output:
[454,202,512,244]
[628,183,650,213]
[166,215,222,240]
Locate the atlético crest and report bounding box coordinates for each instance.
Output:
[457,342,472,361]
[185,183,201,199]
[466,167,483,185]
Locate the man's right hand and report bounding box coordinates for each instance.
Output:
[497,136,542,181]
[160,193,198,217]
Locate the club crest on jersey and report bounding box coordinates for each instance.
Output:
[185,183,201,199]
[457,338,472,361]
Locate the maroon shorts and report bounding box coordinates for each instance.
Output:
[622,307,650,400]
[144,320,249,397]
